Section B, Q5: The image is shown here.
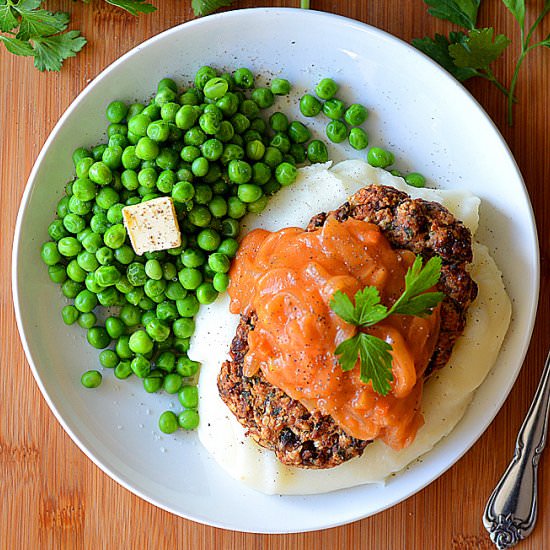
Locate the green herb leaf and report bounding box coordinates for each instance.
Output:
[358,334,394,396]
[0,1,19,33]
[105,0,156,16]
[16,9,69,40]
[412,33,480,81]
[330,254,444,395]
[191,0,234,17]
[0,35,34,56]
[502,0,525,29]
[32,30,87,71]
[449,28,511,69]
[423,0,481,30]
[330,287,388,327]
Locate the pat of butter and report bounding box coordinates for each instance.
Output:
[122,197,181,255]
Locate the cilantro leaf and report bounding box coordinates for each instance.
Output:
[412,33,480,81]
[449,28,511,69]
[423,0,481,30]
[191,0,234,17]
[502,0,525,29]
[31,30,86,71]
[0,1,19,32]
[330,254,444,395]
[0,35,33,56]
[106,0,156,16]
[16,9,69,41]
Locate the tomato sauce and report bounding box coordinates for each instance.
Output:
[228,217,441,449]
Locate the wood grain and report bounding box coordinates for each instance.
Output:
[1,1,548,548]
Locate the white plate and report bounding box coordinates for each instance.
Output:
[12,8,539,533]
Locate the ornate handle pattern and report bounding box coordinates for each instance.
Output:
[483,351,550,549]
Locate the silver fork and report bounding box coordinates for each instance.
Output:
[483,350,550,549]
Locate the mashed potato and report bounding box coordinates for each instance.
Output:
[190,160,511,495]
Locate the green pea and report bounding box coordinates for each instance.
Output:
[263,146,283,168]
[201,139,224,162]
[196,282,218,305]
[103,224,126,249]
[97,287,119,307]
[227,160,252,184]
[58,236,82,258]
[68,196,92,216]
[105,316,126,339]
[102,145,123,170]
[88,161,113,186]
[87,326,111,349]
[315,78,339,100]
[72,147,92,166]
[114,360,133,379]
[72,178,97,202]
[106,100,128,124]
[275,162,297,186]
[41,242,62,266]
[197,228,221,251]
[128,330,153,354]
[120,303,142,327]
[251,87,274,109]
[178,385,199,409]
[172,318,195,339]
[144,259,163,280]
[77,250,99,272]
[270,133,291,153]
[78,311,97,329]
[114,245,134,265]
[287,121,310,144]
[307,140,329,163]
[74,289,97,313]
[171,181,195,203]
[156,300,179,321]
[326,120,348,143]
[178,409,199,430]
[208,195,228,218]
[191,156,209,177]
[155,87,177,108]
[300,94,322,117]
[81,370,102,389]
[62,305,79,325]
[96,246,114,266]
[90,212,109,234]
[116,275,133,294]
[95,265,121,286]
[188,205,212,228]
[405,172,426,188]
[109,134,129,149]
[48,264,67,284]
[178,267,203,290]
[270,77,291,95]
[99,349,119,368]
[322,98,346,120]
[143,371,164,393]
[367,147,395,168]
[176,295,199,317]
[349,127,369,150]
[48,219,68,242]
[176,356,200,377]
[67,259,86,282]
[56,196,70,218]
[130,354,151,378]
[61,279,83,299]
[208,252,230,273]
[203,77,229,100]
[156,351,176,373]
[213,272,229,292]
[344,103,369,126]
[236,183,261,203]
[158,410,179,433]
[233,67,254,88]
[163,373,182,394]
[146,317,170,342]
[135,137,160,161]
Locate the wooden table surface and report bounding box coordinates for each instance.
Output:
[1,1,548,548]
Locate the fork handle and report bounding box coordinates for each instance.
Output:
[483,351,550,549]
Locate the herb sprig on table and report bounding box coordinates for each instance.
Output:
[412,0,550,124]
[0,0,155,71]
[329,256,445,396]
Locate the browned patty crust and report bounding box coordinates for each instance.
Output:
[217,184,478,469]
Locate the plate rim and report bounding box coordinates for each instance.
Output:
[11,7,540,533]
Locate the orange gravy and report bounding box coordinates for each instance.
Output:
[228,217,441,449]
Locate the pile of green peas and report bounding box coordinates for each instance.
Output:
[300,77,426,187]
[41,67,337,435]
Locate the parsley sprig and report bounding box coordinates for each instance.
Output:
[192,0,311,16]
[329,256,445,396]
[412,0,550,125]
[0,0,155,72]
